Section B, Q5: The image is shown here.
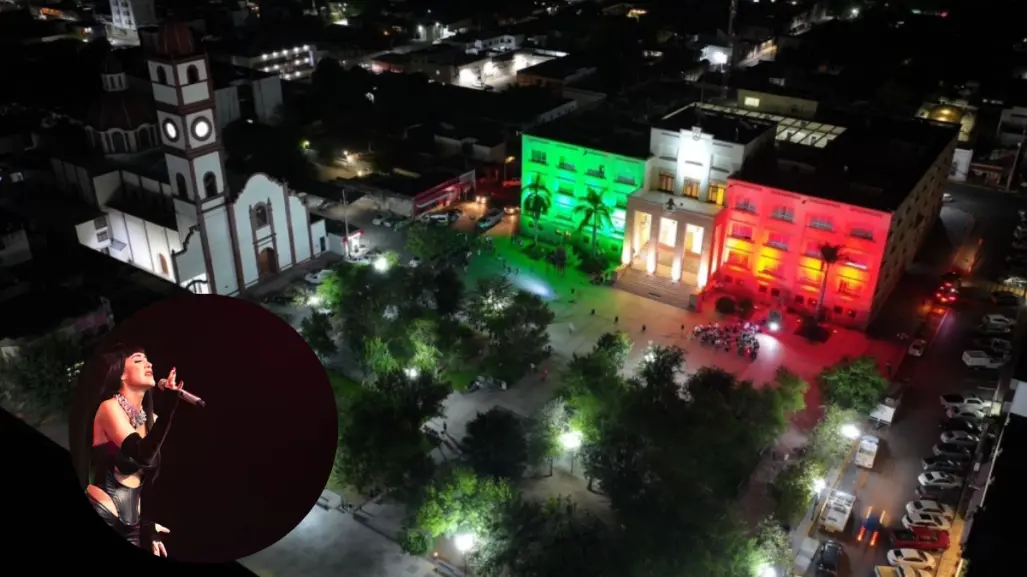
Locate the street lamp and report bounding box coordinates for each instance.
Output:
[756,564,777,577]
[813,478,826,493]
[454,532,475,572]
[840,424,860,440]
[560,430,583,475]
[373,256,389,272]
[405,367,419,379]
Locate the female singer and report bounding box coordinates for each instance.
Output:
[84,344,183,556]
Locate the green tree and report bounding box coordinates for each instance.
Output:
[574,187,614,255]
[521,174,552,244]
[592,331,632,368]
[432,267,464,316]
[808,404,862,464]
[819,355,889,414]
[772,367,810,416]
[752,516,792,575]
[769,456,825,522]
[815,243,844,319]
[482,290,554,382]
[0,333,84,422]
[401,467,514,555]
[222,119,316,183]
[526,399,569,476]
[362,336,399,381]
[463,276,514,334]
[463,408,529,479]
[334,369,449,494]
[405,223,468,262]
[299,310,336,360]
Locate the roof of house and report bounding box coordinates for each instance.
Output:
[516,55,593,80]
[656,104,777,144]
[105,186,178,230]
[732,116,958,212]
[525,109,651,160]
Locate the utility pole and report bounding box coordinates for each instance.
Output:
[723,0,739,100]
[341,186,352,256]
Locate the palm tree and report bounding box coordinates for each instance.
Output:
[816,243,844,319]
[522,174,552,244]
[574,187,614,255]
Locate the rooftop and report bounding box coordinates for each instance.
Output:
[516,55,593,80]
[657,104,777,145]
[696,102,847,148]
[525,109,651,160]
[353,169,467,199]
[106,185,178,230]
[429,84,573,127]
[732,116,958,212]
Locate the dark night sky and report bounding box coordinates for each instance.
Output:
[69,295,338,563]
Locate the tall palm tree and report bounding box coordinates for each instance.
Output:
[816,243,844,318]
[574,187,614,255]
[522,174,552,244]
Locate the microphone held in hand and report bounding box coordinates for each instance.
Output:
[157,378,207,408]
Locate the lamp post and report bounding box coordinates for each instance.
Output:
[454,532,475,574]
[841,424,860,440]
[560,430,583,475]
[373,256,389,272]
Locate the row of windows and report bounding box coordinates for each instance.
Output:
[721,261,867,299]
[528,150,639,186]
[731,199,878,241]
[174,172,218,199]
[656,171,726,206]
[726,224,872,267]
[154,65,202,87]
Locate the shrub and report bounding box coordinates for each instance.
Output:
[715,296,736,315]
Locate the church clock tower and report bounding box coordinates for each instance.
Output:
[147,20,240,295]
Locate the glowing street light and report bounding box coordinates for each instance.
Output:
[560,430,583,450]
[812,478,826,493]
[404,367,419,379]
[757,564,777,577]
[767,321,780,332]
[373,256,389,272]
[454,532,475,572]
[840,424,860,440]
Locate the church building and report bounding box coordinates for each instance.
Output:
[53,20,326,296]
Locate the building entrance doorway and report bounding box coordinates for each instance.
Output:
[257,247,278,278]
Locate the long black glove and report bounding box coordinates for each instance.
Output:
[117,393,180,469]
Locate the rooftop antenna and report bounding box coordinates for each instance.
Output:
[723,0,739,100]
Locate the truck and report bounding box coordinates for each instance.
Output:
[870,381,907,427]
[819,490,856,533]
[854,435,880,469]
[874,566,930,577]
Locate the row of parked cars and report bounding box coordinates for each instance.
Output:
[961,313,1017,369]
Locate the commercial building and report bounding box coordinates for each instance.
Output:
[715,117,957,328]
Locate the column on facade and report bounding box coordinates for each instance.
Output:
[697,221,715,289]
[646,212,660,274]
[671,216,687,282]
[621,207,637,265]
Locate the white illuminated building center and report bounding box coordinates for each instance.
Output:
[54,21,326,295]
[107,0,157,45]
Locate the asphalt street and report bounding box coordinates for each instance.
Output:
[813,182,1026,577]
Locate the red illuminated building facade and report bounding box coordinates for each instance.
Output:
[711,120,958,329]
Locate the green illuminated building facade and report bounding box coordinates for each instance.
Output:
[520,134,649,255]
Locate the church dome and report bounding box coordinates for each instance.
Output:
[155,19,196,58]
[86,90,155,132]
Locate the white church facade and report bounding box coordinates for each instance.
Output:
[53,21,326,296]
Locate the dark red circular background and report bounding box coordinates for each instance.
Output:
[68,294,338,563]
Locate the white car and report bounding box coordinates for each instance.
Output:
[918,472,963,489]
[940,431,980,446]
[372,214,395,227]
[304,269,334,285]
[886,549,937,570]
[907,339,927,357]
[906,500,955,519]
[939,394,992,411]
[946,406,986,421]
[902,512,951,531]
[1004,276,1027,288]
[942,192,954,202]
[982,314,1015,327]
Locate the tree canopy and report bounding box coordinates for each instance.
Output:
[818,356,889,414]
[0,333,84,422]
[463,408,529,480]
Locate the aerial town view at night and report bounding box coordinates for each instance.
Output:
[0,0,1025,575]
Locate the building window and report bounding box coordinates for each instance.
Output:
[744,96,760,107]
[685,224,704,254]
[760,260,783,277]
[616,172,636,185]
[838,279,863,296]
[658,217,677,246]
[726,250,750,268]
[97,230,110,242]
[558,157,575,171]
[809,217,833,231]
[770,288,781,297]
[658,171,675,192]
[833,306,844,314]
[159,254,169,274]
[254,204,270,228]
[771,207,794,222]
[708,182,725,205]
[766,232,789,251]
[735,198,757,213]
[794,295,805,304]
[758,285,768,293]
[175,173,188,198]
[186,64,201,84]
[851,228,874,240]
[530,150,547,164]
[156,66,168,85]
[729,223,753,240]
[586,166,605,178]
[203,172,217,198]
[682,178,700,198]
[93,216,107,230]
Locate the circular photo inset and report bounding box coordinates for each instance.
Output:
[67,295,338,563]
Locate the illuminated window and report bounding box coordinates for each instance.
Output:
[726,250,750,268]
[708,182,726,205]
[797,267,821,286]
[744,96,760,107]
[530,150,547,164]
[838,279,863,296]
[686,224,704,254]
[851,228,874,240]
[616,172,636,185]
[586,165,606,178]
[658,217,677,246]
[683,178,700,198]
[729,223,753,240]
[760,259,783,277]
[557,183,574,197]
[809,217,833,231]
[735,198,757,213]
[254,204,270,228]
[771,207,794,222]
[766,232,789,251]
[845,254,869,270]
[558,157,575,171]
[658,171,675,192]
[97,230,110,242]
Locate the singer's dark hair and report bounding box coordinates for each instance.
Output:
[78,343,156,485]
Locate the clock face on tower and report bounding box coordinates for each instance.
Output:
[162,119,179,142]
[192,117,212,140]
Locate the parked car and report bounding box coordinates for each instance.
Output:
[889,528,949,551]
[816,539,843,577]
[921,456,969,473]
[262,294,293,306]
[982,313,1016,327]
[932,443,972,459]
[940,394,992,411]
[935,286,958,304]
[940,431,980,447]
[902,512,951,531]
[939,420,982,436]
[918,472,963,490]
[887,549,937,570]
[974,323,1012,336]
[1002,276,1027,289]
[945,406,986,421]
[962,350,1010,369]
[915,485,961,504]
[991,291,1021,306]
[970,338,1013,355]
[304,269,334,285]
[477,208,504,230]
[372,214,396,227]
[941,192,954,202]
[906,500,955,519]
[907,339,927,357]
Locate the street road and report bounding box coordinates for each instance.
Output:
[814,183,1025,577]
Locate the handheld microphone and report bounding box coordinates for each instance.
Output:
[158,378,206,408]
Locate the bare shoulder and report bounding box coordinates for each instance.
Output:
[96,398,121,420]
